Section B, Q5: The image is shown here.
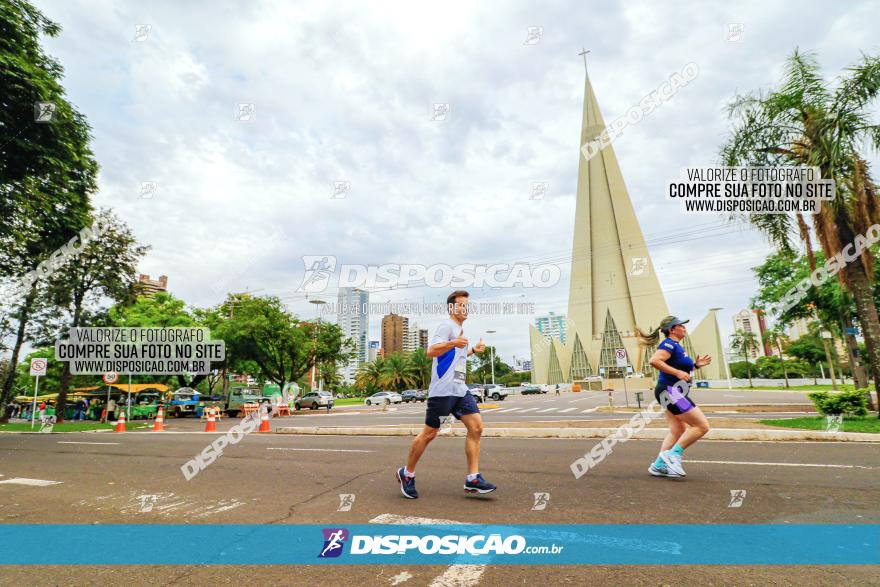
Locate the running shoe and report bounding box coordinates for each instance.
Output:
[396,467,419,499]
[464,474,497,494]
[648,463,681,478]
[660,450,687,477]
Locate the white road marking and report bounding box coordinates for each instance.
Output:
[581,407,599,413]
[558,408,577,413]
[0,478,62,486]
[266,447,374,453]
[687,459,874,469]
[518,408,540,413]
[370,514,484,587]
[57,441,120,445]
[495,408,520,413]
[537,408,558,413]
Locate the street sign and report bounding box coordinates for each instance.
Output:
[29,358,47,376]
[102,371,119,384]
[614,348,628,368]
[845,327,859,336]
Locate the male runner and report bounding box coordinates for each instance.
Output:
[396,290,496,498]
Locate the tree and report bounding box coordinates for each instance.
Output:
[0,0,99,417]
[407,348,432,389]
[379,353,419,391]
[762,328,791,388]
[214,296,350,397]
[729,330,759,386]
[42,210,147,422]
[469,345,511,383]
[721,49,880,410]
[355,356,385,394]
[108,292,213,390]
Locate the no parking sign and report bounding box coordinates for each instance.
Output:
[614,348,627,368]
[29,358,47,376]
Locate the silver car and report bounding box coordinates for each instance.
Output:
[365,391,403,406]
[295,391,334,410]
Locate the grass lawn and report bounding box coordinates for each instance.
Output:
[0,421,117,433]
[760,415,880,433]
[709,384,863,391]
[333,397,368,406]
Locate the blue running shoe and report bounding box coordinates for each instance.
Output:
[396,468,418,499]
[464,474,497,494]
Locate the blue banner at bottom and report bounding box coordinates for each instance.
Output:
[1,524,876,565]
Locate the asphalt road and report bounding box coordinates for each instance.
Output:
[0,428,877,586]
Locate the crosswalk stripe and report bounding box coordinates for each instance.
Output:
[537,408,557,413]
[559,408,577,413]
[0,478,62,486]
[518,408,540,413]
[496,408,520,413]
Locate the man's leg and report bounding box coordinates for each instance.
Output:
[460,413,484,475]
[406,425,438,472]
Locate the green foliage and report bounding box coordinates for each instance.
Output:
[807,389,870,416]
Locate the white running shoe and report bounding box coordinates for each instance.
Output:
[648,463,681,478]
[660,450,687,477]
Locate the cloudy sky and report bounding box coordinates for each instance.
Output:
[36,0,880,365]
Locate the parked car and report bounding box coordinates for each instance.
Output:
[224,387,271,417]
[521,385,545,395]
[295,391,334,410]
[365,391,403,406]
[484,386,510,401]
[467,385,486,402]
[401,390,426,403]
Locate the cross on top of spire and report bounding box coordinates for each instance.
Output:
[578,48,590,74]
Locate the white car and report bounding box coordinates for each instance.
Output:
[365,391,403,406]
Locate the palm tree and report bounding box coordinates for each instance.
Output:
[379,352,418,391]
[721,49,880,408]
[763,328,791,388]
[730,330,759,387]
[407,348,433,389]
[355,356,385,393]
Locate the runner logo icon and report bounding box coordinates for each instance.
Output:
[319,528,349,558]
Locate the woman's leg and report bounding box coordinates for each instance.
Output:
[660,409,686,452]
[674,406,710,449]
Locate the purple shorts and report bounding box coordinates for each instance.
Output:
[654,381,696,415]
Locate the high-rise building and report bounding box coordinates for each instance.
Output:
[732,309,768,359]
[419,329,429,350]
[368,340,381,362]
[528,67,727,383]
[403,321,420,352]
[336,288,369,382]
[381,314,408,355]
[534,312,567,343]
[134,274,168,298]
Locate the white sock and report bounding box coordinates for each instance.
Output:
[466,473,479,481]
[403,468,415,478]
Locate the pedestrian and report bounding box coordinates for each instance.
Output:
[73,398,86,421]
[642,316,712,478]
[38,401,46,421]
[106,397,117,422]
[396,290,495,498]
[555,383,560,396]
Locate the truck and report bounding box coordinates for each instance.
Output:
[224,387,272,418]
[166,388,201,417]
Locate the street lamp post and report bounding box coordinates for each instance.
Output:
[309,299,327,393]
[486,330,497,386]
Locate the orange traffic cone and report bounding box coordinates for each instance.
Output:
[153,407,165,432]
[258,404,271,433]
[204,407,217,432]
[114,411,126,433]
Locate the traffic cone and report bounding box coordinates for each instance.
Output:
[258,404,271,433]
[152,407,165,432]
[114,411,126,433]
[204,407,217,432]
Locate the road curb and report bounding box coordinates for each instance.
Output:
[275,426,880,442]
